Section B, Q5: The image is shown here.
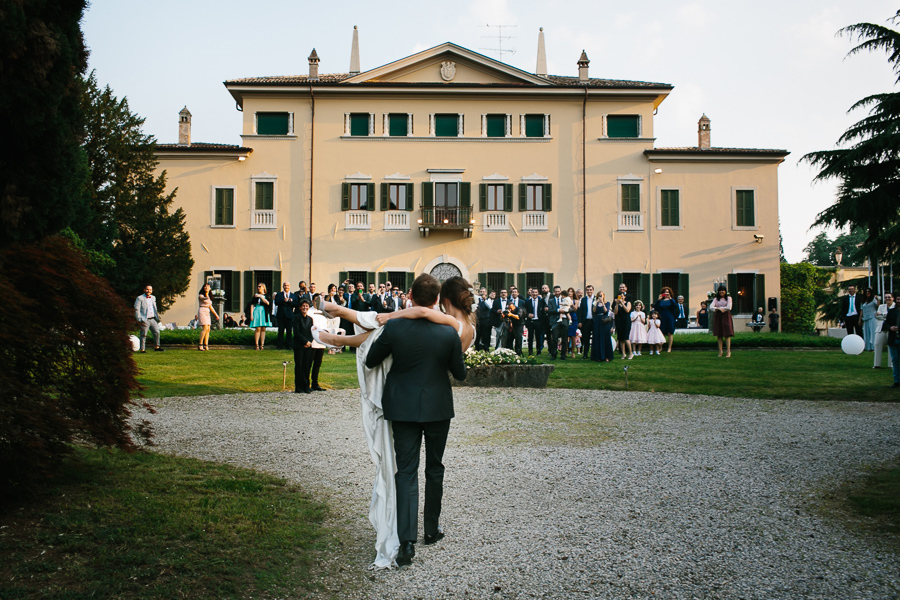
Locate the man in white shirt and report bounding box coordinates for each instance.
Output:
[577,285,596,359]
[493,289,509,350]
[675,295,688,329]
[134,285,164,352]
[842,285,864,337]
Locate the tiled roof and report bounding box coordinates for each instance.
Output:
[225,73,672,89]
[645,147,789,156]
[156,143,252,152]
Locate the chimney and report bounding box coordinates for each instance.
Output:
[349,25,360,76]
[308,48,320,81]
[577,50,589,82]
[698,114,711,149]
[178,106,191,146]
[536,28,547,77]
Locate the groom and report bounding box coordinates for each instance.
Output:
[365,273,467,566]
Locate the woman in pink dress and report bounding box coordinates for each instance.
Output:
[198,283,219,351]
[646,309,665,354]
[711,286,734,358]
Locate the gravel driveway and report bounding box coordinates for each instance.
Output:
[148,389,900,600]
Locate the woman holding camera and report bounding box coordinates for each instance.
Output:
[197,282,219,351]
[654,286,679,353]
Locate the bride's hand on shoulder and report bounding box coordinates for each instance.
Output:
[376,312,391,326]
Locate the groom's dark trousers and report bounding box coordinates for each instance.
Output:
[366,317,467,543]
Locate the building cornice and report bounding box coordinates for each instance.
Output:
[155,144,252,160]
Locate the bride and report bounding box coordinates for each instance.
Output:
[316,276,475,568]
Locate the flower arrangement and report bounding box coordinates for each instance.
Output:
[464,347,537,367]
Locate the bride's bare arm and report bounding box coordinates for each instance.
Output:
[375,306,459,328]
[318,328,371,348]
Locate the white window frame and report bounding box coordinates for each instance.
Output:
[731,186,759,231]
[210,185,237,228]
[250,172,277,230]
[481,113,512,138]
[383,113,414,137]
[344,112,375,136]
[603,114,642,138]
[656,186,683,230]
[254,112,293,135]
[485,184,506,211]
[519,113,550,138]
[430,113,464,137]
[617,175,644,232]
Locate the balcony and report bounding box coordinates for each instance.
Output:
[483,212,509,232]
[345,211,371,231]
[418,207,474,238]
[383,211,410,231]
[252,209,276,229]
[521,211,548,231]
[617,212,643,232]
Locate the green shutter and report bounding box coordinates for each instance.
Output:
[755,274,766,314]
[678,273,690,313]
[640,274,650,307]
[622,184,640,212]
[215,189,233,225]
[614,273,624,296]
[255,182,273,210]
[366,272,376,286]
[504,273,516,291]
[350,113,369,136]
[727,274,738,300]
[435,114,457,136]
[545,272,554,290]
[389,114,407,136]
[341,182,350,211]
[543,184,552,212]
[460,182,471,208]
[257,112,290,135]
[651,273,661,301]
[243,271,254,315]
[380,183,388,211]
[405,272,415,290]
[661,190,679,227]
[525,114,544,138]
[273,271,282,296]
[422,182,433,208]
[607,115,639,138]
[518,184,526,211]
[230,271,241,312]
[486,114,505,137]
[736,190,755,227]
[477,273,487,292]
[338,271,348,290]
[479,184,487,211]
[405,183,414,211]
[378,272,387,285]
[517,273,526,293]
[366,183,375,211]
[504,184,513,212]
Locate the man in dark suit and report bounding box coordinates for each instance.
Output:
[526,287,547,355]
[370,284,386,313]
[492,288,510,350]
[675,295,688,329]
[577,285,596,359]
[505,287,525,354]
[296,281,313,308]
[274,282,296,349]
[841,285,864,337]
[365,274,467,566]
[546,286,562,359]
[475,288,493,351]
[351,281,370,311]
[292,297,314,393]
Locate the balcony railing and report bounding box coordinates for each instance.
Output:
[252,209,276,229]
[419,207,473,228]
[521,211,548,231]
[383,211,410,231]
[617,212,643,231]
[483,212,509,231]
[345,211,372,231]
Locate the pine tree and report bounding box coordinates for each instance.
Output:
[803,11,900,262]
[76,73,193,312]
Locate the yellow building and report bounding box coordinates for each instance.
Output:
[155,31,788,328]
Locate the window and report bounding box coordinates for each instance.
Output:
[340,183,371,210]
[651,272,690,314]
[735,189,756,228]
[621,184,640,212]
[614,273,650,306]
[349,113,371,136]
[481,272,515,295]
[485,114,507,137]
[388,113,409,136]
[256,112,291,135]
[524,273,547,292]
[381,183,413,211]
[728,272,764,315]
[520,183,552,212]
[212,187,234,227]
[523,114,547,138]
[250,175,277,229]
[607,115,640,138]
[435,182,459,207]
[255,182,273,211]
[483,184,508,211]
[243,270,280,313]
[660,189,680,228]
[434,114,461,137]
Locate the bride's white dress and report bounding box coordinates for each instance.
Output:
[353,311,469,569]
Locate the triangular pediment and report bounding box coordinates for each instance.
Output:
[344,43,549,85]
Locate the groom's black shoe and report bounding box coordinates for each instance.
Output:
[423,527,444,546]
[397,541,415,566]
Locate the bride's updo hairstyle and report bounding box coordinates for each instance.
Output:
[440,276,476,323]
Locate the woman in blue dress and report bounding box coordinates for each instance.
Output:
[248,282,272,350]
[653,286,679,353]
[591,290,614,362]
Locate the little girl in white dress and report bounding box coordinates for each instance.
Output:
[629,300,647,356]
[646,309,665,354]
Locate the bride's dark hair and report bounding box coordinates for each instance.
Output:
[440,276,475,324]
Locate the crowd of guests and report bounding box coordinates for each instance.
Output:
[839,285,900,387]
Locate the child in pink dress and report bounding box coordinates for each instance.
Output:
[629,300,647,356]
[646,309,665,355]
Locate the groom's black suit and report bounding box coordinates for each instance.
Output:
[366,317,467,544]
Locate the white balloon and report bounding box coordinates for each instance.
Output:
[841,334,865,355]
[129,335,141,352]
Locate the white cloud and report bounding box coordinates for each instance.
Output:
[676,3,712,29]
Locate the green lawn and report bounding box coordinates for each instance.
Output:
[135,346,898,403]
[0,448,357,600]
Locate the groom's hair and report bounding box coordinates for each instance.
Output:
[411,273,441,307]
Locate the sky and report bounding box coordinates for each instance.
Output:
[82,0,898,263]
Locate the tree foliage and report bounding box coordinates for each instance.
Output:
[0,236,152,496]
[780,263,833,334]
[802,228,868,266]
[74,72,193,312]
[0,0,89,247]
[803,11,900,261]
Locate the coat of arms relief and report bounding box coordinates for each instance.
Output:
[440,61,456,81]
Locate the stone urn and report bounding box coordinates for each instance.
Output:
[452,364,555,388]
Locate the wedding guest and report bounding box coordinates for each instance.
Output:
[654,286,678,353]
[840,285,863,336]
[874,293,894,369]
[134,285,163,353]
[554,288,573,360]
[567,306,579,356]
[292,297,314,393]
[646,309,664,355]
[750,307,766,332]
[506,287,525,354]
[223,313,236,328]
[696,301,709,329]
[577,285,596,359]
[861,288,879,351]
[886,300,900,387]
[675,295,688,329]
[238,313,247,327]
[274,282,296,350]
[591,291,614,362]
[612,283,633,359]
[711,285,734,358]
[629,300,647,356]
[248,282,271,350]
[308,295,326,391]
[197,282,219,351]
[526,287,548,356]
